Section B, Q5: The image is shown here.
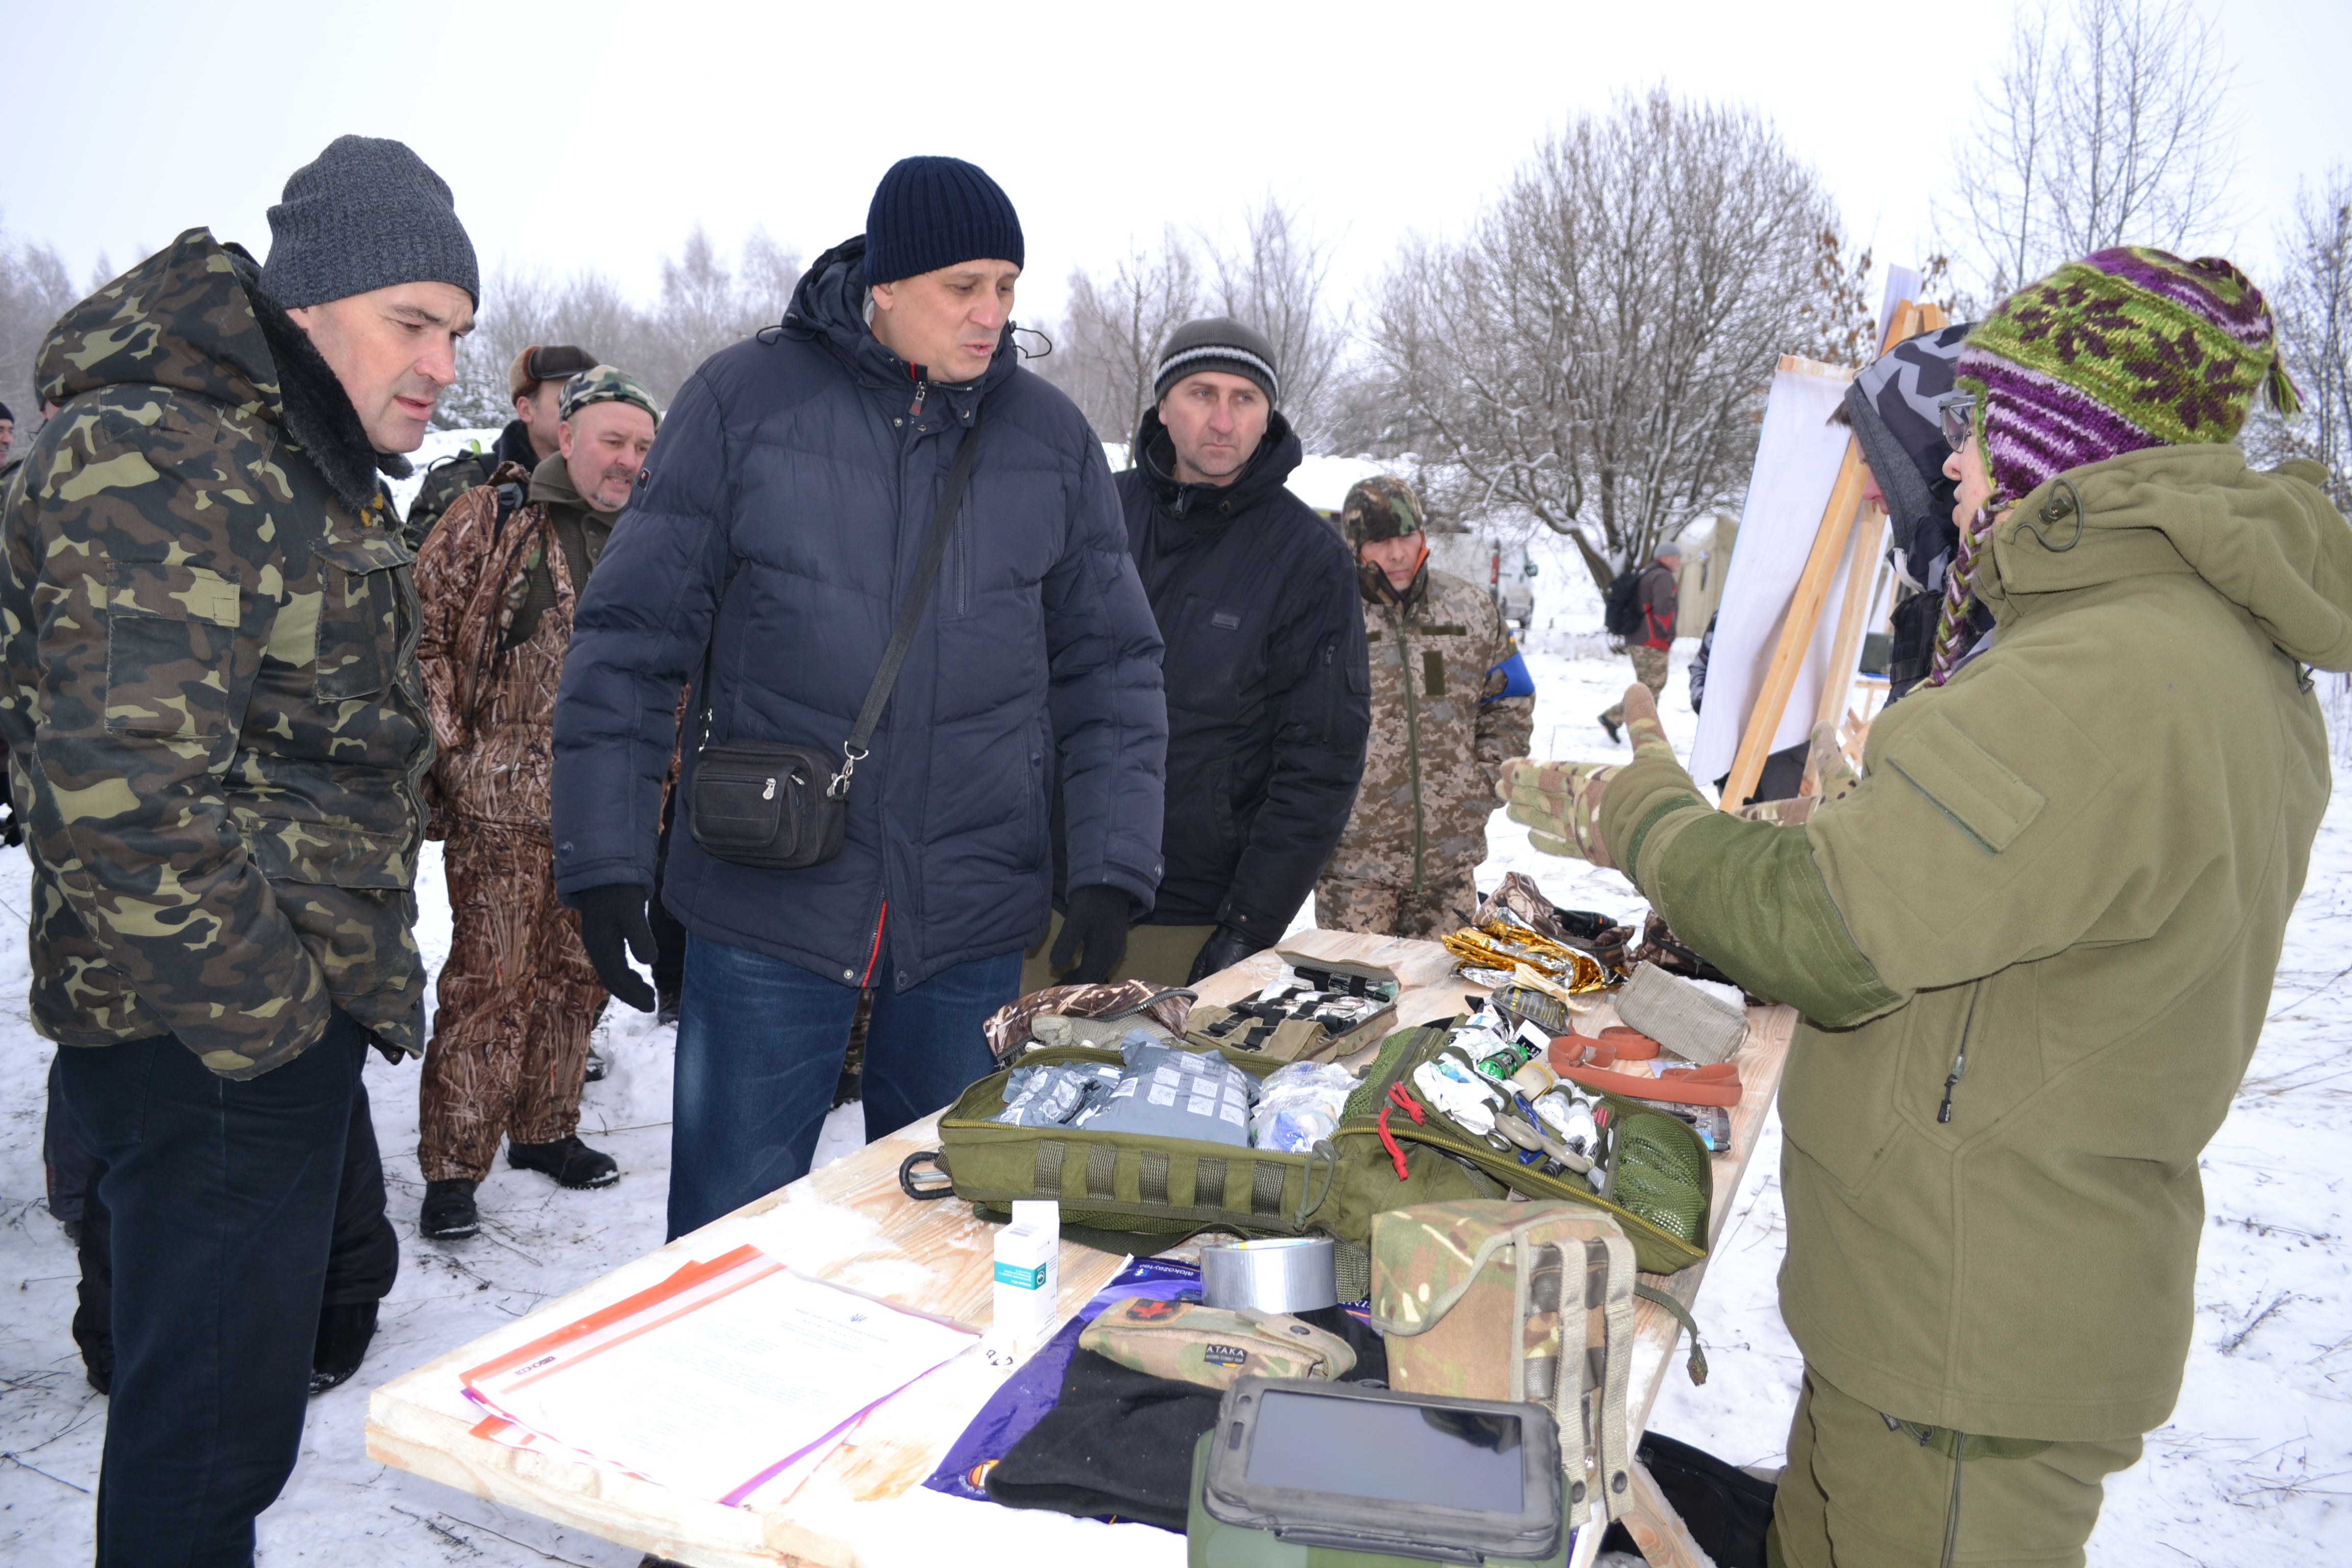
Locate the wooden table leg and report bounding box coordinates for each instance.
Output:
[1617,1458,1720,1568]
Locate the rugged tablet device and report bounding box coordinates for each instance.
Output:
[1189,1377,1570,1566]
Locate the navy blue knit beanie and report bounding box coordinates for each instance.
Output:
[864,156,1025,284]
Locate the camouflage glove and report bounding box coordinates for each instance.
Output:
[1499,757,1620,866]
[1499,682,1673,866]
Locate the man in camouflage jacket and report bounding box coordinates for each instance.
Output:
[1316,477,1534,937]
[0,137,475,1562]
[412,365,657,1238]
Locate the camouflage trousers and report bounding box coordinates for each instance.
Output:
[1314,864,1481,940]
[419,821,605,1183]
[1602,644,1672,730]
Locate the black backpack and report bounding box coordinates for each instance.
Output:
[1603,567,1647,636]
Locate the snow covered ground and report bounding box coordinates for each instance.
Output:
[3,635,2348,1562]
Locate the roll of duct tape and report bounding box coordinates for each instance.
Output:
[1199,1237,1339,1314]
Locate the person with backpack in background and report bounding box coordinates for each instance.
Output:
[1600,540,1679,742]
[411,365,659,1241]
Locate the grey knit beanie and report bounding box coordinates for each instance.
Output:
[1154,316,1280,407]
[261,136,479,308]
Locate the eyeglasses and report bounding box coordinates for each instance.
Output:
[1937,393,1980,454]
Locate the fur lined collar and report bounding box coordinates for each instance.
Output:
[231,253,413,513]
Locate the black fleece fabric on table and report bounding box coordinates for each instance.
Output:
[982,1349,1222,1532]
[981,1309,1390,1532]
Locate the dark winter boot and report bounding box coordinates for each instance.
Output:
[1598,709,1622,744]
[583,1045,609,1083]
[420,1178,480,1240]
[310,1301,379,1395]
[508,1135,620,1190]
[655,987,681,1026]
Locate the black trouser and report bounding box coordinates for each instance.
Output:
[55,1053,398,1381]
[58,1016,368,1568]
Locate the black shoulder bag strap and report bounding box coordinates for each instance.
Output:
[827,402,987,797]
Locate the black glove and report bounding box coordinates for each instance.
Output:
[1187,924,1262,985]
[575,884,658,1012]
[1047,884,1131,985]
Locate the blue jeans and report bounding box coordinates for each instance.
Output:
[668,935,1020,1238]
[59,1014,366,1568]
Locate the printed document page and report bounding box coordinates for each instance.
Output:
[463,1247,974,1504]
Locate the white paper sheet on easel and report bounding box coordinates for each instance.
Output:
[1688,363,1864,790]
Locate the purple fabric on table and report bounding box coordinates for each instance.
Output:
[923,1256,1203,1504]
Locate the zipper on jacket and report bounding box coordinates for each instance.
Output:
[1394,608,1427,895]
[859,900,888,988]
[908,375,929,419]
[1936,984,1981,1124]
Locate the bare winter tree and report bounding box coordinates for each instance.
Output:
[1937,0,2239,301]
[0,217,89,419]
[1363,89,1839,586]
[1036,229,1202,444]
[1044,196,1349,448]
[1202,198,1352,449]
[2249,169,2352,511]
[437,226,802,429]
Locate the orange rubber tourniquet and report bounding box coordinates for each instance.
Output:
[1548,1032,1744,1107]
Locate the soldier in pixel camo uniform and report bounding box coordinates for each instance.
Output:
[0,136,475,1563]
[1316,476,1533,938]
[412,364,660,1240]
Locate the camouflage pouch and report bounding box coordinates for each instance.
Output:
[1079,1298,1357,1390]
[1370,1200,1639,1533]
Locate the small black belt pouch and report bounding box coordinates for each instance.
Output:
[689,741,846,870]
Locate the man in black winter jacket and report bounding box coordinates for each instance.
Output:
[553,158,1167,1239]
[1028,317,1369,990]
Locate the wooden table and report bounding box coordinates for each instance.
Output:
[366,930,1793,1567]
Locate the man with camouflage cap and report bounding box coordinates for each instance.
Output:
[412,364,658,1240]
[403,342,597,549]
[2,134,473,1563]
[1316,476,1533,938]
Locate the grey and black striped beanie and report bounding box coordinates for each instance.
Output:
[1154,316,1280,408]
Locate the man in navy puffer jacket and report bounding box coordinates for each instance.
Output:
[551,158,1167,1238]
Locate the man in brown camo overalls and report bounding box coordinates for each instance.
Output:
[412,365,658,1239]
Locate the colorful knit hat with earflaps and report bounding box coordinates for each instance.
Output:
[1925,248,2301,684]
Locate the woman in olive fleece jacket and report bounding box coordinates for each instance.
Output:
[1508,252,2352,1564]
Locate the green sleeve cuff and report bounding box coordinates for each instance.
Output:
[1644,811,1909,1029]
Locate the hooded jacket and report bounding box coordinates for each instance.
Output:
[1598,446,2347,1437]
[550,238,1167,991]
[0,228,432,1077]
[1087,407,1370,938]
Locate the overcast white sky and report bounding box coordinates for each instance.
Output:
[6,0,2348,331]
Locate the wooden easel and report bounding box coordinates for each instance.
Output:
[1719,302,1948,810]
